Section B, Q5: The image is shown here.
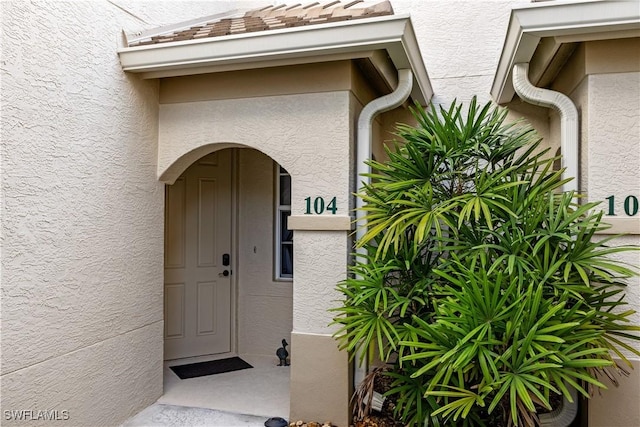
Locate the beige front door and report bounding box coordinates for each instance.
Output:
[164,150,232,360]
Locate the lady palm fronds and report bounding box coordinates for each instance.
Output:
[332,98,639,426]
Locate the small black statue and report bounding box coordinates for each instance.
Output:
[276,338,289,366]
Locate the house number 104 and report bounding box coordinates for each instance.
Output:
[304,196,338,214]
[605,195,639,216]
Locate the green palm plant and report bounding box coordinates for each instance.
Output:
[332,98,640,426]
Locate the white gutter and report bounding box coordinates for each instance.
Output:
[354,68,413,387]
[512,63,579,193]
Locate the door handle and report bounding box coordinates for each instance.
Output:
[219,270,230,277]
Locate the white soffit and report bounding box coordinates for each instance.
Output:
[117,14,433,105]
[491,0,640,104]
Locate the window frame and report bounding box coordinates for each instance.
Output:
[275,165,293,281]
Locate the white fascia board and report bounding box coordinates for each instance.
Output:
[118,14,433,105]
[491,0,640,104]
[398,17,433,106]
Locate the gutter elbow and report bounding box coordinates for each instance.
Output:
[512,63,579,193]
[355,68,413,232]
[357,69,414,133]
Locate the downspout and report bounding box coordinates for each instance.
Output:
[512,63,579,193]
[513,64,579,427]
[354,68,413,388]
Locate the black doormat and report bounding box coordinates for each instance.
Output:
[170,357,253,379]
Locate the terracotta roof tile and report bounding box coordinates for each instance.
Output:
[128,1,393,47]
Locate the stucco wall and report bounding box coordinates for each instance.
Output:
[158,92,352,219]
[0,1,262,425]
[585,72,640,226]
[236,149,293,357]
[585,70,640,426]
[391,0,528,107]
[375,0,532,163]
[6,0,617,425]
[584,70,640,340]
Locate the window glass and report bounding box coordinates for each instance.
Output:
[281,244,293,277]
[281,211,292,241]
[276,166,293,280]
[280,174,291,205]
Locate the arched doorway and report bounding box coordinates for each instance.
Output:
[155,81,358,425]
[161,147,292,418]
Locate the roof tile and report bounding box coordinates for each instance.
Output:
[128,1,393,47]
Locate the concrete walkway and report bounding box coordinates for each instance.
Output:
[160,355,289,418]
[122,355,288,426]
[122,403,272,427]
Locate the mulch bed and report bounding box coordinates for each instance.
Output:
[294,368,567,427]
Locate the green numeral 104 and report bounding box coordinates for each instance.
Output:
[605,195,639,216]
[304,196,337,215]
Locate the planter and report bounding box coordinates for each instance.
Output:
[539,386,578,427]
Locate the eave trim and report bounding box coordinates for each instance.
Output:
[491,0,640,104]
[118,14,433,105]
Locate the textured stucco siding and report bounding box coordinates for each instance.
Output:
[158,91,352,225]
[582,72,640,328]
[0,1,255,424]
[392,0,528,107]
[1,323,163,427]
[6,0,636,425]
[586,72,640,218]
[293,231,349,334]
[587,71,640,349]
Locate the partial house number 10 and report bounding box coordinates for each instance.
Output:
[605,195,639,216]
[304,196,338,214]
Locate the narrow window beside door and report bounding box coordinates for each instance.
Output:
[275,166,293,280]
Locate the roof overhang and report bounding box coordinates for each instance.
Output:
[117,14,433,105]
[491,0,640,105]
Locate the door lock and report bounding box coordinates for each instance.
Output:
[219,254,231,277]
